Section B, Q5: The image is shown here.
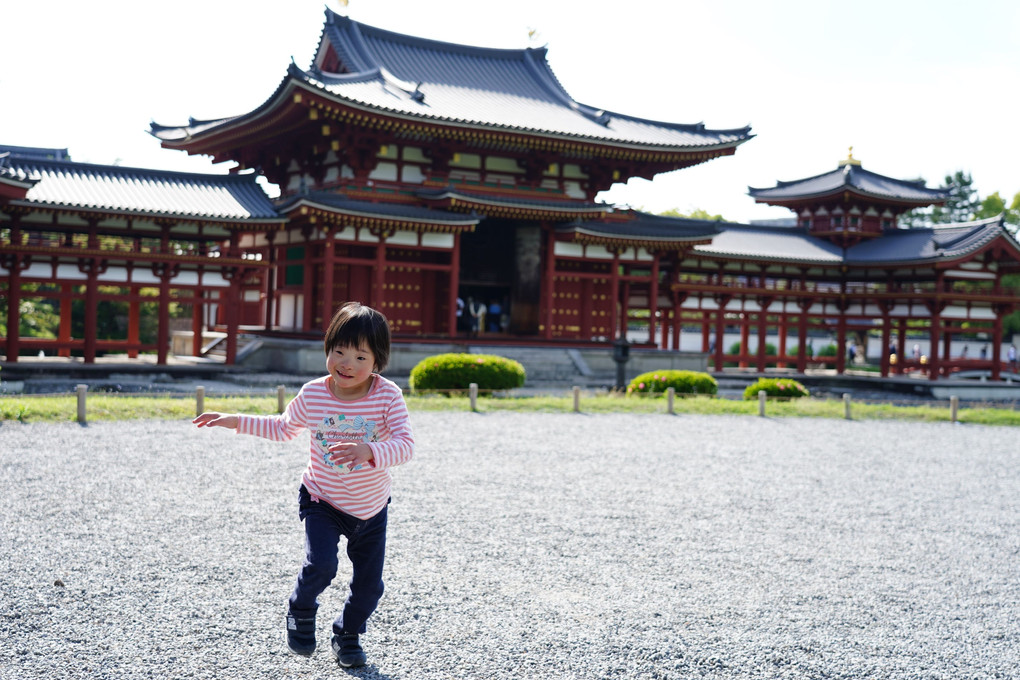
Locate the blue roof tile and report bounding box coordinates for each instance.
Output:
[1,155,282,222]
[845,215,1009,264]
[418,187,609,217]
[693,224,845,263]
[689,216,1014,265]
[559,212,721,246]
[152,12,752,154]
[749,163,948,205]
[277,191,479,227]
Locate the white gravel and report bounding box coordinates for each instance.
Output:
[1,413,1018,679]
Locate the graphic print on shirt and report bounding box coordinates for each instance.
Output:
[313,414,379,475]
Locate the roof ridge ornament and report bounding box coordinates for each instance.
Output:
[838,146,862,168]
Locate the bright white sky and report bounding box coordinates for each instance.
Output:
[2,0,1018,223]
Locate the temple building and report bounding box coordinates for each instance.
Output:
[671,152,1020,380]
[3,11,1019,381]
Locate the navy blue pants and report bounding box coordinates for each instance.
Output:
[288,485,388,635]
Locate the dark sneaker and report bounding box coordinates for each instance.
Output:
[286,614,316,656]
[331,632,367,667]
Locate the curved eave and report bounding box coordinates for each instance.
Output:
[153,77,752,163]
[282,200,478,234]
[688,249,845,266]
[562,228,714,251]
[750,186,946,209]
[419,193,609,222]
[3,199,286,230]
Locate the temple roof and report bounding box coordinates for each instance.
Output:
[844,215,1012,264]
[689,215,1015,266]
[277,191,479,231]
[748,161,949,206]
[151,11,752,155]
[692,224,845,263]
[558,212,721,249]
[0,145,70,162]
[0,152,282,224]
[418,187,609,220]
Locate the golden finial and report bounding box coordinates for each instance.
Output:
[839,146,861,167]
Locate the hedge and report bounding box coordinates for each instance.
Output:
[627,370,718,396]
[409,353,526,393]
[742,378,810,400]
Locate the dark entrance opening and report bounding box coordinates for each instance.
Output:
[458,219,529,335]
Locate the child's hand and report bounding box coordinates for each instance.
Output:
[327,441,374,469]
[192,412,239,430]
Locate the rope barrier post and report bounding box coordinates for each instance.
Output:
[667,387,675,415]
[469,383,478,412]
[76,384,88,424]
[758,390,766,417]
[950,395,959,423]
[277,385,286,414]
[572,386,580,413]
[196,386,205,418]
[844,393,852,420]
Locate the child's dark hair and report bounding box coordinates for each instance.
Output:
[323,302,391,371]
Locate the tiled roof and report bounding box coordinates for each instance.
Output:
[691,216,1014,266]
[418,187,609,218]
[152,11,752,153]
[845,215,1010,264]
[0,145,70,162]
[277,191,480,227]
[559,212,721,246]
[693,224,845,263]
[749,163,948,205]
[0,155,282,222]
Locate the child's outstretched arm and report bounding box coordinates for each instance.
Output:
[192,412,239,430]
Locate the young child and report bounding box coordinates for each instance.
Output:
[193,301,414,667]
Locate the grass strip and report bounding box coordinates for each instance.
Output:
[1,391,1018,426]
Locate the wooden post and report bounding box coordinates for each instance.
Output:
[448,233,461,336]
[758,390,766,417]
[196,386,205,417]
[277,385,286,414]
[843,393,852,420]
[76,384,88,424]
[572,385,580,413]
[321,226,335,328]
[469,383,478,412]
[667,386,675,415]
[950,395,959,423]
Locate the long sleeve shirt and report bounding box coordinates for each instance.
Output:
[236,374,414,519]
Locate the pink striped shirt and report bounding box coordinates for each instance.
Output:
[236,374,414,519]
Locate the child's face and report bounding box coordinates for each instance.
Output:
[326,343,377,398]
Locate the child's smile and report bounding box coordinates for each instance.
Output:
[327,343,376,399]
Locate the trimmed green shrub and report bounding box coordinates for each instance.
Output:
[742,378,810,400]
[409,353,526,393]
[817,343,838,357]
[627,370,718,396]
[727,342,777,356]
[789,344,814,358]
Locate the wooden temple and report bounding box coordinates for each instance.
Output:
[675,151,1020,380]
[3,11,1020,381]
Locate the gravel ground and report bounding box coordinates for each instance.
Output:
[1,413,1018,680]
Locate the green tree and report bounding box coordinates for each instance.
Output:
[660,207,727,221]
[1007,191,1020,230]
[976,191,1006,220]
[974,190,1020,233]
[901,170,980,227]
[931,170,980,224]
